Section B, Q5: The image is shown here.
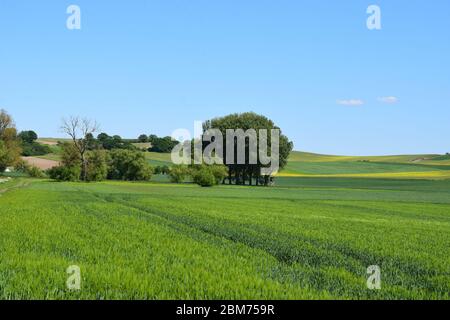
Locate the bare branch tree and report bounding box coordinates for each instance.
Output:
[60,116,100,181]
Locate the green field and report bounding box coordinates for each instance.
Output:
[0,175,449,299]
[5,147,450,299]
[280,151,450,179]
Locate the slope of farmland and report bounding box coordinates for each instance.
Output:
[283,152,450,179]
[0,179,449,299]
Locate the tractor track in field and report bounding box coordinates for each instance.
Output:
[0,179,31,195]
[84,192,449,297]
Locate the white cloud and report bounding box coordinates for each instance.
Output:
[378,96,399,104]
[337,99,364,106]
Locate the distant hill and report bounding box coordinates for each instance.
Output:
[288,151,444,163]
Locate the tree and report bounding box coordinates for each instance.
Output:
[18,130,38,144]
[60,142,82,168]
[108,149,153,181]
[138,134,149,143]
[148,134,158,144]
[203,112,293,186]
[48,143,109,182]
[0,141,12,172]
[149,136,178,153]
[21,143,51,157]
[190,165,227,187]
[85,133,100,150]
[154,164,170,175]
[0,110,21,172]
[86,149,109,182]
[209,165,228,184]
[47,142,82,181]
[192,166,216,187]
[168,165,189,183]
[96,132,134,150]
[18,130,51,156]
[60,116,99,181]
[0,109,14,138]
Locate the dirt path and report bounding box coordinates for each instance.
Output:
[22,157,59,170]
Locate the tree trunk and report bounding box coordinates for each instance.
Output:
[81,153,87,181]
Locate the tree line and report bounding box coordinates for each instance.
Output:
[1,110,293,187]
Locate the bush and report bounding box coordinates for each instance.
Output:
[14,159,45,178]
[209,165,228,184]
[26,165,46,178]
[86,149,109,182]
[14,159,28,172]
[47,165,81,182]
[108,149,153,181]
[192,166,216,187]
[0,134,21,172]
[154,165,170,175]
[61,142,82,167]
[21,142,52,156]
[168,165,189,183]
[0,142,10,172]
[148,136,178,153]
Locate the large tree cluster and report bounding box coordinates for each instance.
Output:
[202,112,293,186]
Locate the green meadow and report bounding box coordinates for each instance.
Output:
[1,152,450,299]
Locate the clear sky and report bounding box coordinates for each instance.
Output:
[1,0,449,155]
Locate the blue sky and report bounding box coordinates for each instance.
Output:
[0,0,449,155]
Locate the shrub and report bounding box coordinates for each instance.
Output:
[154,165,170,175]
[61,142,82,167]
[168,165,189,183]
[108,149,153,181]
[47,165,81,182]
[86,149,109,182]
[14,159,28,172]
[0,134,21,172]
[0,143,10,172]
[209,165,228,184]
[21,142,52,156]
[162,165,170,175]
[14,159,45,178]
[192,166,216,187]
[154,166,162,174]
[26,165,46,178]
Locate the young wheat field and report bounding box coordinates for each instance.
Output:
[0,176,449,299]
